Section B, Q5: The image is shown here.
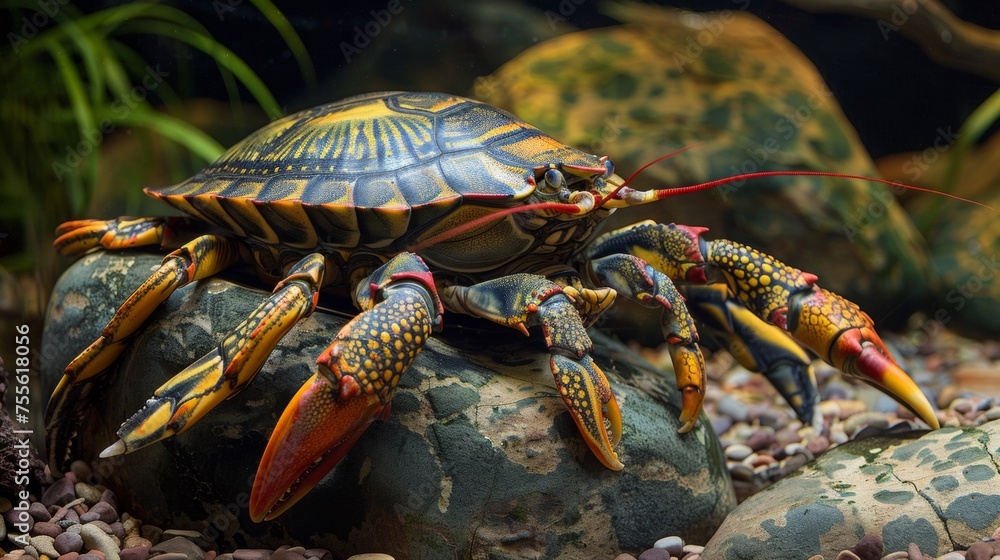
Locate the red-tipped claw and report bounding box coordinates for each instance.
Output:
[249,372,388,521]
[789,288,939,429]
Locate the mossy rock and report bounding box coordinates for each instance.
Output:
[702,421,1000,559]
[477,5,930,321]
[42,250,735,559]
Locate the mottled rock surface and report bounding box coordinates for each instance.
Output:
[702,420,1000,559]
[42,251,735,559]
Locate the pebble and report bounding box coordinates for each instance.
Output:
[117,549,147,560]
[344,556,395,560]
[59,552,80,560]
[717,395,750,422]
[744,430,777,452]
[724,443,753,461]
[612,555,637,560]
[159,530,210,550]
[151,537,205,560]
[41,481,76,508]
[139,526,161,546]
[232,550,271,560]
[653,536,683,555]
[72,486,101,508]
[151,554,190,560]
[78,525,118,560]
[53,533,82,555]
[28,537,57,559]
[637,549,670,560]
[32,522,62,538]
[27,504,50,523]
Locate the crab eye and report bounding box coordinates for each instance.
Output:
[543,168,565,192]
[603,159,615,178]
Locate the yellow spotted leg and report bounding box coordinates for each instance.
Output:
[702,239,939,429]
[99,252,327,457]
[441,273,624,471]
[250,252,443,521]
[46,223,242,469]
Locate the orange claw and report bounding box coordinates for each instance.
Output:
[668,343,706,433]
[789,288,939,429]
[249,372,388,522]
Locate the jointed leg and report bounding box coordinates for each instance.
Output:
[441,273,623,470]
[100,252,327,456]
[250,252,443,521]
[586,253,706,432]
[46,229,241,468]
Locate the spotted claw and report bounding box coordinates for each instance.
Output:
[250,281,436,521]
[789,288,939,429]
[550,353,623,470]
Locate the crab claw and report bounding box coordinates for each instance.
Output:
[551,354,624,470]
[789,288,940,429]
[667,343,706,433]
[251,276,436,521]
[249,372,388,522]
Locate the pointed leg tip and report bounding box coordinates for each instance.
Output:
[677,418,697,434]
[100,440,126,458]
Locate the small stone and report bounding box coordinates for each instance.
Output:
[835,551,860,560]
[33,522,63,538]
[54,533,83,555]
[122,537,150,550]
[30,536,59,558]
[843,412,889,436]
[612,555,637,560]
[108,524,124,542]
[830,427,849,445]
[805,435,830,456]
[983,406,1000,421]
[29,504,52,523]
[343,556,394,560]
[150,554,189,560]
[934,553,966,560]
[96,494,115,514]
[72,486,101,508]
[682,545,704,554]
[58,553,80,560]
[745,430,777,452]
[139,527,161,546]
[728,462,755,482]
[150,537,205,560]
[879,552,907,560]
[637,549,670,560]
[159,530,209,551]
[7,509,34,534]
[302,551,330,560]
[215,555,233,560]
[42,481,76,509]
[78,525,119,560]
[718,395,749,422]
[204,552,216,560]
[78,554,102,560]
[0,497,12,513]
[653,535,684,555]
[966,540,1000,560]
[118,549,147,560]
[86,505,116,527]
[83,522,111,536]
[849,534,882,560]
[725,444,753,461]
[233,551,271,560]
[79,513,99,524]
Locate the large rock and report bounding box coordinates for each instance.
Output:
[702,421,1000,559]
[42,250,735,559]
[477,6,931,325]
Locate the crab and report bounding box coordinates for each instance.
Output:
[45,91,939,522]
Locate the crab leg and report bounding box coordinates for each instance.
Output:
[99,252,326,457]
[441,273,624,470]
[678,284,820,428]
[46,229,241,468]
[588,220,938,429]
[53,217,167,257]
[586,253,706,433]
[250,252,442,521]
